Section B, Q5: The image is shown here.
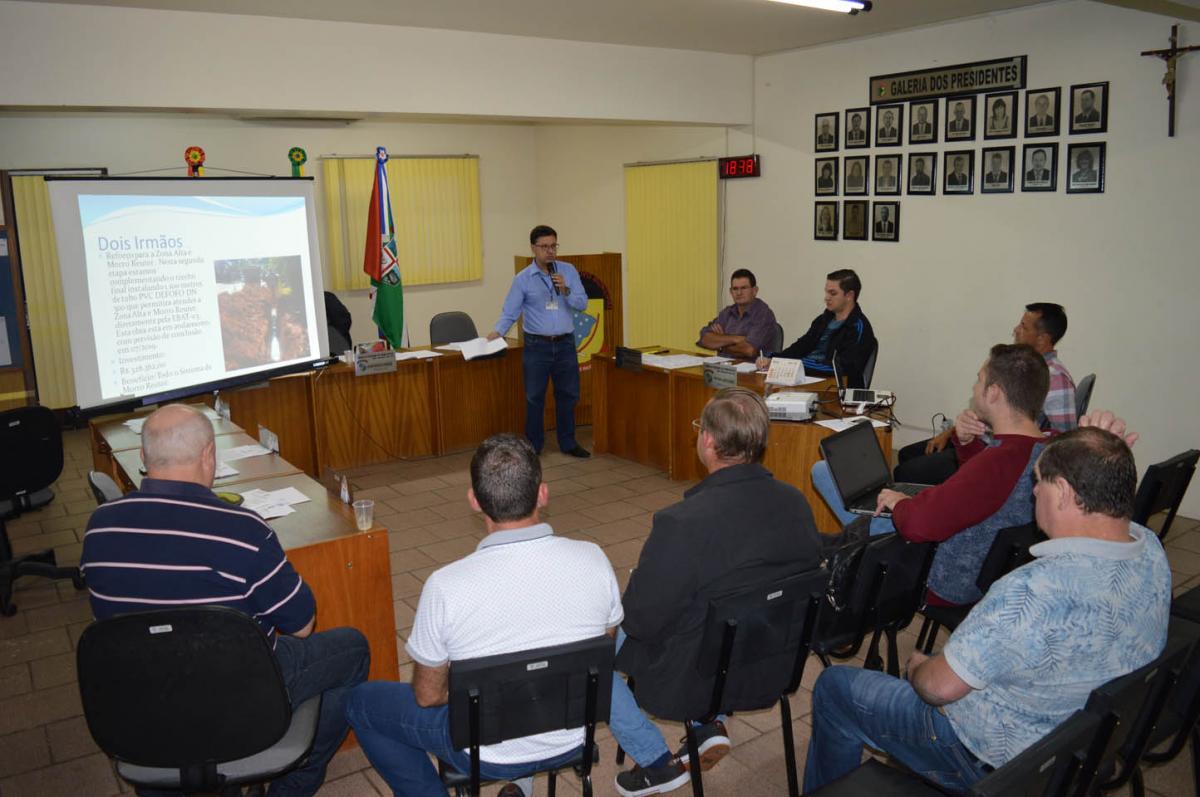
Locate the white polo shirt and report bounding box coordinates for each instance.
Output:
[406,523,624,764]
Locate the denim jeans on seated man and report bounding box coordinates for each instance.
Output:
[345,682,583,797]
[802,666,991,793]
[811,460,895,536]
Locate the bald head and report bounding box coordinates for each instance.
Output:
[141,404,216,485]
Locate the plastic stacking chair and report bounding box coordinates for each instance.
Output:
[1132,449,1199,543]
[1074,373,1096,419]
[88,471,123,505]
[438,635,613,797]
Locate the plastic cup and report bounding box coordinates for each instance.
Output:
[353,499,375,531]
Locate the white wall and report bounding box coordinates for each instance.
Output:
[724,0,1200,514]
[0,1,752,126]
[0,112,540,345]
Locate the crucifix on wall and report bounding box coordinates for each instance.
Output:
[1141,24,1200,137]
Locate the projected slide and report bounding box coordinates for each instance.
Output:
[57,189,327,407]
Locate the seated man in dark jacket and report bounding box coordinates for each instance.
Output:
[757,269,877,389]
[610,388,825,796]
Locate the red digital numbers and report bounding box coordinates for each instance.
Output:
[718,155,760,179]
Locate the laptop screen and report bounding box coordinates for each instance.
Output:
[819,421,891,502]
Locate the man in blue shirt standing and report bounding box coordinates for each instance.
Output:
[488,225,590,458]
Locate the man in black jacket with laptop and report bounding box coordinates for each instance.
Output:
[758,269,877,389]
[609,388,825,796]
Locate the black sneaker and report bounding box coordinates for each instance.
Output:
[673,720,731,772]
[564,445,591,459]
[614,758,690,797]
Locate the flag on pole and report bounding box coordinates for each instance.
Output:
[363,146,404,348]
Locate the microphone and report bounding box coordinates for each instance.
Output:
[547,261,565,295]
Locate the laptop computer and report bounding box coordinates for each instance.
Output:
[819,420,931,517]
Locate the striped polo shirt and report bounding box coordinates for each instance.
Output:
[80,478,315,644]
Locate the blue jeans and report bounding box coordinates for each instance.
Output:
[136,626,370,797]
[523,334,580,453]
[811,461,895,536]
[802,666,990,793]
[345,681,584,796]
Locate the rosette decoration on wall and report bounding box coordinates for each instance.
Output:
[184,146,206,177]
[288,147,308,177]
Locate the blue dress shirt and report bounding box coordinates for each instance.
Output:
[495,261,588,336]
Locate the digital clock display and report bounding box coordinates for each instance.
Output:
[718,155,761,179]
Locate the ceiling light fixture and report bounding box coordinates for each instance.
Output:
[767,0,872,14]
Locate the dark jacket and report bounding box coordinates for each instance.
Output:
[616,463,823,719]
[773,304,876,389]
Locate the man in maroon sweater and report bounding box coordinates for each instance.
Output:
[813,344,1050,606]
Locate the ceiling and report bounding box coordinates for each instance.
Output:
[18,0,1066,55]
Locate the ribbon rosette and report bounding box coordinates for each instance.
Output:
[288,147,308,177]
[184,146,206,177]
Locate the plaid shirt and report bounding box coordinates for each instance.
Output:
[1040,350,1077,432]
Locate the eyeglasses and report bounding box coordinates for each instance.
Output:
[534,243,560,251]
[691,419,703,432]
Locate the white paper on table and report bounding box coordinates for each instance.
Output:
[700,356,734,365]
[815,418,890,432]
[238,488,296,519]
[214,462,239,479]
[796,375,826,385]
[219,444,272,462]
[457,337,508,361]
[201,407,221,420]
[734,362,759,374]
[641,354,706,370]
[123,417,147,433]
[435,342,466,351]
[395,350,444,361]
[0,318,10,367]
[268,486,311,505]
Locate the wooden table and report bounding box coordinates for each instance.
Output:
[217,343,524,477]
[111,432,302,492]
[592,351,893,533]
[89,407,243,481]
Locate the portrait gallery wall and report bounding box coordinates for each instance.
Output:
[811,56,1109,243]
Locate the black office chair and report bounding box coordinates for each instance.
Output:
[811,533,936,677]
[809,709,1103,797]
[768,323,784,356]
[439,635,613,797]
[861,341,879,389]
[1078,632,1193,797]
[87,471,123,505]
[0,405,84,616]
[1074,373,1096,420]
[1141,615,1200,797]
[1131,449,1199,543]
[430,311,479,346]
[77,606,321,795]
[914,523,1042,654]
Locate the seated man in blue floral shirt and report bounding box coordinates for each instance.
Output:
[803,414,1171,793]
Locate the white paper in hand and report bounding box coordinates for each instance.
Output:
[457,337,508,361]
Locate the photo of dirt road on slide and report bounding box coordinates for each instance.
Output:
[214,255,311,371]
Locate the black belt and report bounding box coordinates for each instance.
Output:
[526,333,572,342]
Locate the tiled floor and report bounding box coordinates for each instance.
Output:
[2,427,1198,796]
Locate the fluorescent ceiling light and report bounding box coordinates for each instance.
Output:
[767,0,872,13]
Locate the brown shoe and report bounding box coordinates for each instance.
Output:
[673,719,731,772]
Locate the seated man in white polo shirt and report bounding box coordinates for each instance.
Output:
[345,434,623,797]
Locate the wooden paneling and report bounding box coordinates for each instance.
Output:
[590,354,672,472]
[0,370,30,412]
[313,361,437,470]
[223,374,319,477]
[433,347,523,453]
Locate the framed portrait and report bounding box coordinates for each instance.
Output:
[814,202,839,240]
[1024,87,1060,137]
[945,95,976,142]
[815,157,839,196]
[1070,82,1109,134]
[906,152,937,195]
[980,146,1016,194]
[815,112,839,153]
[1066,142,1105,193]
[842,200,869,241]
[874,154,902,196]
[872,201,900,242]
[875,103,904,147]
[943,150,975,194]
[983,91,1018,139]
[1021,143,1059,192]
[845,107,871,149]
[909,100,939,144]
[844,156,869,196]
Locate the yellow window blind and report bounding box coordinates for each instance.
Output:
[624,161,718,352]
[11,176,76,409]
[322,156,483,290]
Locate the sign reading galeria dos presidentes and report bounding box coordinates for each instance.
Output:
[869,56,1027,104]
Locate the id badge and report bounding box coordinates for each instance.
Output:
[545,299,559,311]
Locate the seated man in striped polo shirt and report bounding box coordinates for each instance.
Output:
[80,404,370,797]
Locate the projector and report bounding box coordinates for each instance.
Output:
[766,391,819,422]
